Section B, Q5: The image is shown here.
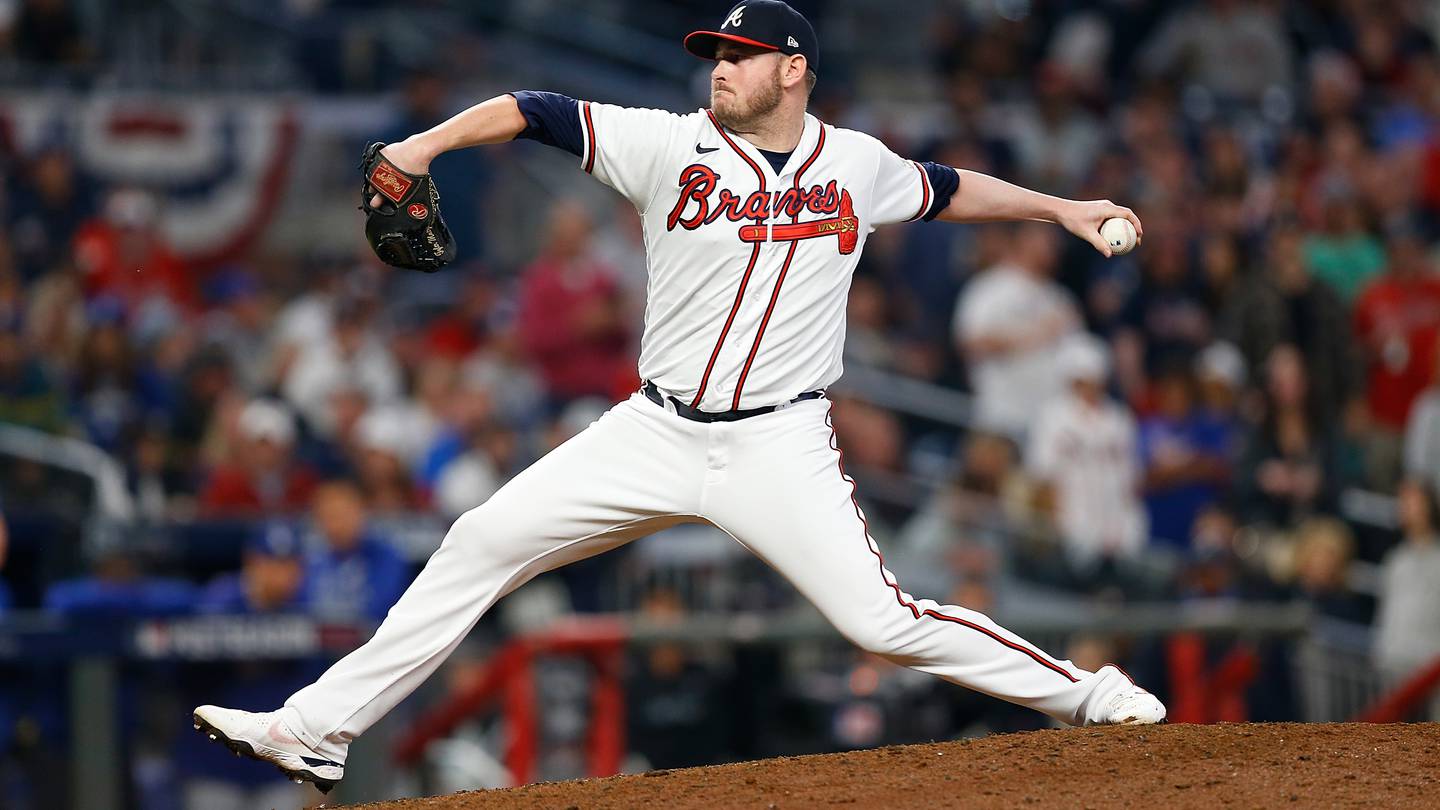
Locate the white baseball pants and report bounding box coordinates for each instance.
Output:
[283,392,1134,761]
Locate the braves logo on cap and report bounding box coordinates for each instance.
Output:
[685,1,819,74]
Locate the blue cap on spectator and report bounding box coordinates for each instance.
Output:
[247,521,304,559]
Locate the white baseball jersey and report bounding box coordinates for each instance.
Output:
[578,102,938,411]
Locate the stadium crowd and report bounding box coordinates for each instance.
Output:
[4,0,1440,804]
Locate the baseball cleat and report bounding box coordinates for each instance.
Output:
[192,705,343,793]
[1093,681,1167,726]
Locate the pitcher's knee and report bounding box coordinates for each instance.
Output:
[442,502,520,557]
[836,620,905,657]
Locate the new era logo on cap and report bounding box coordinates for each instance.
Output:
[787,35,799,47]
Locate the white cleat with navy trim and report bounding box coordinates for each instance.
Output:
[192,705,343,792]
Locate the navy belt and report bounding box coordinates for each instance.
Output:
[642,380,823,423]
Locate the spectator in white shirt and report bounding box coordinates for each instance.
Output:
[1027,334,1147,573]
[1403,333,1440,503]
[1374,479,1440,706]
[954,223,1080,440]
[281,295,402,437]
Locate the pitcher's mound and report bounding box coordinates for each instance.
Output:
[349,722,1440,809]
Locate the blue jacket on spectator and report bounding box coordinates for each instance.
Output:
[304,531,410,622]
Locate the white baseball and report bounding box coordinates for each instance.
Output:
[1100,217,1137,256]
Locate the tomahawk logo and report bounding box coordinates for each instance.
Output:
[723,6,745,28]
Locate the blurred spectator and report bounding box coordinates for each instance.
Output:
[1236,345,1343,529]
[1373,480,1440,688]
[434,416,520,518]
[1005,64,1101,196]
[389,358,458,468]
[516,200,633,407]
[955,222,1079,439]
[893,432,1017,607]
[184,522,314,810]
[1403,332,1440,501]
[198,269,276,394]
[126,423,190,522]
[1112,215,1212,399]
[43,548,194,617]
[281,290,402,435]
[1303,191,1385,302]
[626,588,729,769]
[199,522,306,615]
[7,146,93,282]
[1139,0,1293,106]
[1285,516,1370,623]
[0,325,63,433]
[12,0,90,65]
[1352,227,1440,486]
[167,347,234,471]
[198,399,318,516]
[304,480,409,622]
[844,275,896,369]
[353,409,426,513]
[69,300,142,451]
[1194,341,1248,445]
[1026,335,1146,575]
[1139,367,1231,550]
[297,383,367,479]
[422,273,504,360]
[1221,226,1360,426]
[1175,506,1246,600]
[20,260,85,375]
[72,189,193,313]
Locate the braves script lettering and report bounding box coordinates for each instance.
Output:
[665,164,843,232]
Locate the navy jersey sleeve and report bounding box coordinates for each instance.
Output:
[511,90,583,157]
[918,162,959,222]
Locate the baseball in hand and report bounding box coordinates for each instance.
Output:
[1100,217,1137,256]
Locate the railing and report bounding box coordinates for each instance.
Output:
[0,424,133,522]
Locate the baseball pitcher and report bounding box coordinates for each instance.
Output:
[195,1,1164,792]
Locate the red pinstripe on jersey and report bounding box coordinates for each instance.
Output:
[690,109,769,410]
[729,123,828,410]
[582,102,596,174]
[825,404,1081,684]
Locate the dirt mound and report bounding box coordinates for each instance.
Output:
[346,723,1440,809]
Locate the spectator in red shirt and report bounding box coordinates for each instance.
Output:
[1353,227,1440,486]
[72,188,194,313]
[199,398,318,516]
[515,199,632,407]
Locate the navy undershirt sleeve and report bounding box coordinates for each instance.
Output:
[511,90,584,157]
[919,161,960,222]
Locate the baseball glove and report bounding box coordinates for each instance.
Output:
[359,142,456,272]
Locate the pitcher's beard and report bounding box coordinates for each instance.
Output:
[711,72,783,132]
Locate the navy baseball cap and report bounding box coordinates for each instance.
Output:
[684,1,819,74]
